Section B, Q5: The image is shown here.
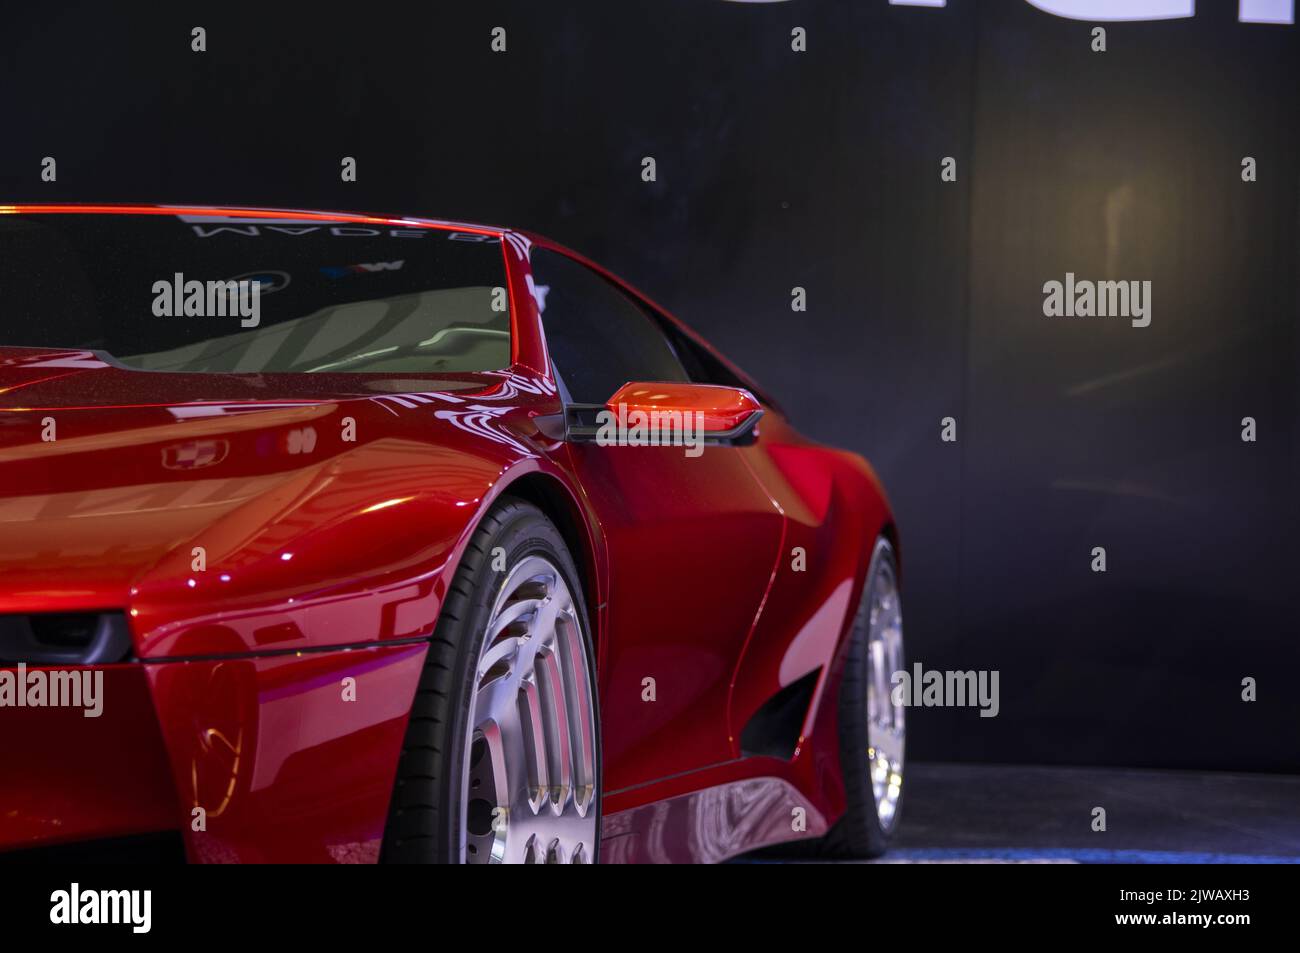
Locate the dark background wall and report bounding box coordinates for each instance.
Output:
[2,1,1295,770]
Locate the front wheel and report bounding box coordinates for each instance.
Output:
[819,536,905,858]
[381,498,601,864]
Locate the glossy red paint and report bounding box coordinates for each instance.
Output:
[0,205,896,863]
[145,642,427,862]
[605,381,762,433]
[0,664,179,850]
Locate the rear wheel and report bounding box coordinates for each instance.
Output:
[381,498,600,864]
[819,536,905,858]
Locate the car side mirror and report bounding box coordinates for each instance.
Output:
[565,381,764,447]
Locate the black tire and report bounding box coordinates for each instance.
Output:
[380,497,600,864]
[816,536,904,859]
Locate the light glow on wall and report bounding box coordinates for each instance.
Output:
[1239,0,1294,23]
[1023,0,1193,19]
[884,0,1293,23]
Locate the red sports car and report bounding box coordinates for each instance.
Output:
[0,205,904,864]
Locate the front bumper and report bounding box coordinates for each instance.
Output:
[0,641,427,862]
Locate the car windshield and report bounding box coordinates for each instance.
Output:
[0,212,512,374]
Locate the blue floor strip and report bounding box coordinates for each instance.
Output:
[888,847,1300,864]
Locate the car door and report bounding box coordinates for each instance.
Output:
[527,247,784,794]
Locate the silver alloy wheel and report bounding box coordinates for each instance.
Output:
[462,554,598,864]
[864,551,905,833]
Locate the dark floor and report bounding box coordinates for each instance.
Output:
[841,763,1300,863]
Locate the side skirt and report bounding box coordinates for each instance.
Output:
[601,777,828,863]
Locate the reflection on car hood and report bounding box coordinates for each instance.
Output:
[0,346,502,409]
[0,349,556,657]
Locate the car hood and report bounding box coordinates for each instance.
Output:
[0,347,502,408]
[0,348,550,656]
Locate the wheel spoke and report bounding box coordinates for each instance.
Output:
[537,645,572,812]
[472,669,516,731]
[558,609,597,815]
[518,674,551,814]
[476,635,522,682]
[487,595,544,641]
[864,546,905,834]
[463,553,597,863]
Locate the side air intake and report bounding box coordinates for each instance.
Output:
[0,612,133,665]
[739,669,821,760]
